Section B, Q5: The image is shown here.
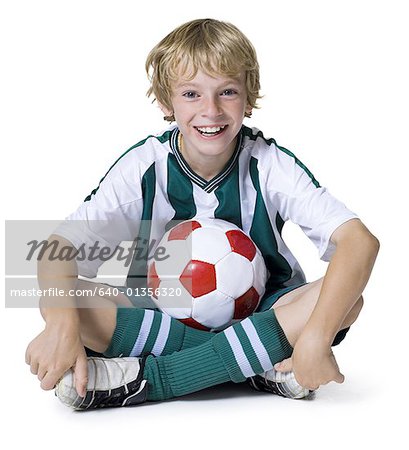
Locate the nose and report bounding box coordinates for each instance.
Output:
[202,95,223,118]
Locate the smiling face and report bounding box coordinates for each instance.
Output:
[162,69,252,173]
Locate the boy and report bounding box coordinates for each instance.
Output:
[25,18,379,409]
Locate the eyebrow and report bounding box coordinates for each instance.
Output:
[175,79,241,90]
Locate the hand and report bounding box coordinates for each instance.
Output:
[25,322,88,397]
[275,332,344,390]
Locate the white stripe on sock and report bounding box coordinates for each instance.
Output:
[241,317,273,371]
[224,327,255,378]
[130,310,154,357]
[151,313,172,356]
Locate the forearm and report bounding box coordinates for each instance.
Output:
[38,234,80,325]
[303,223,379,345]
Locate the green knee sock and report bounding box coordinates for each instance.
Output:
[143,309,292,401]
[103,308,214,358]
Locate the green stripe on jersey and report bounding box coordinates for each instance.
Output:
[275,211,285,235]
[249,157,292,293]
[126,162,156,288]
[214,162,242,229]
[84,130,172,202]
[167,154,196,224]
[276,144,320,188]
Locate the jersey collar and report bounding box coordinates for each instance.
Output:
[170,127,244,193]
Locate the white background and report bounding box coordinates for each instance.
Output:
[1,0,408,448]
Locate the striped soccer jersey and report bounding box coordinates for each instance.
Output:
[56,125,357,297]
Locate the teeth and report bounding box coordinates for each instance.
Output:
[196,125,226,133]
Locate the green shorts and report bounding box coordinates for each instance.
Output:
[256,283,308,312]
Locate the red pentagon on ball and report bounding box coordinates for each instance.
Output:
[168,220,202,241]
[180,259,216,298]
[147,261,160,299]
[179,317,210,331]
[233,286,260,319]
[226,230,256,261]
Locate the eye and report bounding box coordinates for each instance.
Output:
[182,91,199,99]
[221,89,238,96]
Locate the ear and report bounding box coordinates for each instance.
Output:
[245,104,253,118]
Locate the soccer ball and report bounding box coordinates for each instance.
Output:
[147,218,268,331]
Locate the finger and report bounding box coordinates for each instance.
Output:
[25,348,31,365]
[74,355,88,398]
[30,361,39,375]
[37,367,47,382]
[274,357,292,372]
[41,371,61,391]
[41,366,68,391]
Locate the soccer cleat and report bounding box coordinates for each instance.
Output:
[55,356,149,410]
[248,368,312,399]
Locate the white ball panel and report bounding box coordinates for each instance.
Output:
[251,251,268,296]
[154,239,190,278]
[192,290,235,329]
[153,278,193,311]
[190,228,231,264]
[160,307,192,319]
[216,252,253,298]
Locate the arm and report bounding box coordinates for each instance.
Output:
[25,143,145,395]
[25,234,88,397]
[305,218,379,346]
[281,219,379,389]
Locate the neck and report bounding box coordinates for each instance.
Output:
[179,134,236,181]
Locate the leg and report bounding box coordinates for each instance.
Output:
[57,301,294,407]
[40,279,130,353]
[75,280,144,353]
[55,280,222,409]
[76,293,119,354]
[51,279,214,355]
[72,280,328,401]
[59,278,362,408]
[272,278,363,347]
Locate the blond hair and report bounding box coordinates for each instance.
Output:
[145,18,261,118]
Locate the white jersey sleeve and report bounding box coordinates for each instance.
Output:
[265,144,358,261]
[54,150,145,278]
